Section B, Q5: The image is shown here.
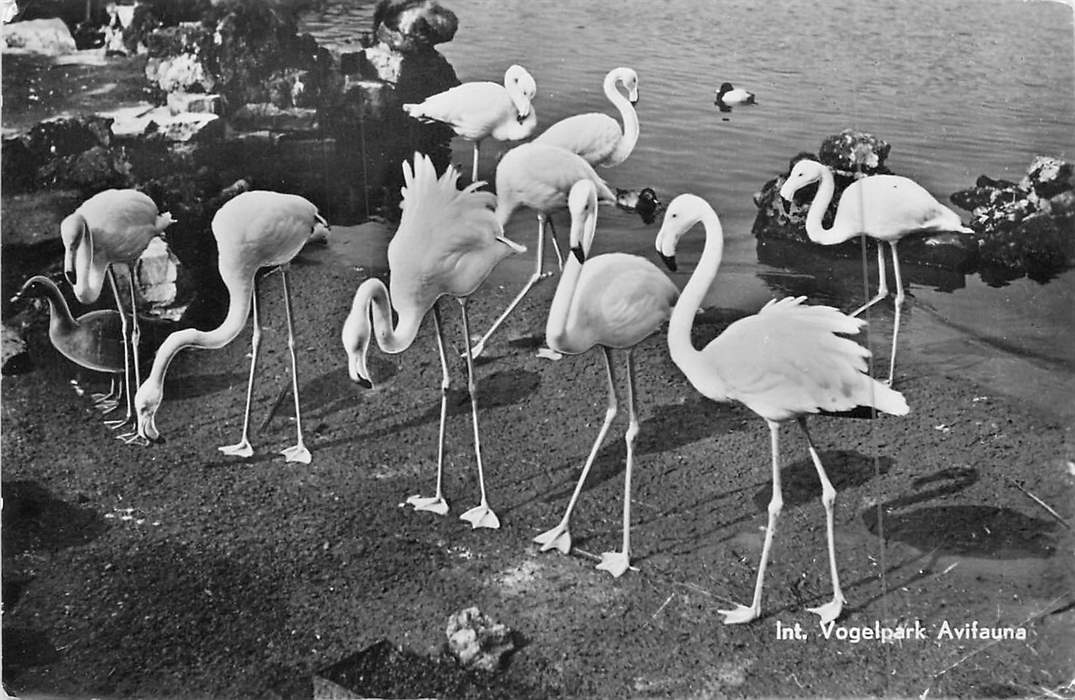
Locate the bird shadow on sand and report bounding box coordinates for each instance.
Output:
[751,451,897,512]
[205,368,542,468]
[163,370,248,400]
[508,398,748,514]
[859,466,1058,558]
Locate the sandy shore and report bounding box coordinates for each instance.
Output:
[3,230,1073,697]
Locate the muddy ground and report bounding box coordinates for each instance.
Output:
[3,49,1074,700]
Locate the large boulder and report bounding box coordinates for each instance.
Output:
[2,18,77,55]
[373,0,459,53]
[950,155,1075,284]
[1,116,132,194]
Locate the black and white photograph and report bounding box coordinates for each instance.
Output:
[1,0,1073,697]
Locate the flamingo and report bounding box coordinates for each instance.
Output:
[60,188,174,437]
[341,153,526,529]
[535,67,640,168]
[714,82,756,111]
[133,191,329,464]
[533,180,677,577]
[467,142,618,359]
[655,193,909,625]
[13,275,127,412]
[778,158,973,385]
[403,64,538,182]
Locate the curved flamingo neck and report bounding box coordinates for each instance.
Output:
[667,206,728,400]
[545,254,583,351]
[144,269,255,393]
[363,278,425,355]
[801,165,849,244]
[603,72,639,166]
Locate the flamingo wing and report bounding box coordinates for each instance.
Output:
[837,176,966,239]
[403,82,510,140]
[535,113,622,166]
[701,297,903,422]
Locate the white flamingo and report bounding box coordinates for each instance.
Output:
[134,191,328,464]
[60,188,174,439]
[535,67,640,168]
[655,193,909,625]
[342,153,526,530]
[779,158,973,385]
[468,142,617,358]
[403,64,538,182]
[533,180,677,577]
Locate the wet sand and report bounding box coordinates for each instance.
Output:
[3,232,1073,697]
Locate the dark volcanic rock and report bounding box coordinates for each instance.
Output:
[373,0,459,53]
[950,155,1075,284]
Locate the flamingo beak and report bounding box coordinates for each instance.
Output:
[660,254,677,272]
[571,245,586,265]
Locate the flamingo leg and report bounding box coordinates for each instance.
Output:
[597,349,637,578]
[545,215,565,271]
[798,417,846,624]
[117,262,148,444]
[278,264,312,464]
[851,240,889,317]
[886,241,904,387]
[471,140,481,183]
[93,376,122,414]
[720,419,784,624]
[535,346,619,554]
[468,213,549,359]
[104,267,136,434]
[406,302,451,516]
[219,283,260,458]
[457,299,500,529]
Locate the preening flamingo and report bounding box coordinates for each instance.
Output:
[403,64,538,182]
[13,275,126,412]
[535,67,640,168]
[533,180,677,577]
[779,158,973,385]
[341,153,526,529]
[134,191,328,464]
[715,82,756,110]
[655,193,909,625]
[60,188,174,436]
[468,142,617,358]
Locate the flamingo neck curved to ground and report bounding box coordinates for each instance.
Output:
[341,153,525,530]
[134,190,322,464]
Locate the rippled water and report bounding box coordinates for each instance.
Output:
[303,0,1075,415]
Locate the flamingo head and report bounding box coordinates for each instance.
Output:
[618,67,640,105]
[567,180,598,264]
[505,64,537,120]
[779,158,825,207]
[59,212,91,289]
[133,379,164,444]
[341,288,374,389]
[655,193,711,272]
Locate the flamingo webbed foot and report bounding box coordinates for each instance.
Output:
[103,417,132,430]
[535,347,563,361]
[219,439,255,458]
[460,502,500,529]
[533,522,572,554]
[406,494,450,515]
[280,443,312,464]
[596,551,631,578]
[94,399,120,414]
[120,431,150,447]
[465,340,486,360]
[806,597,845,625]
[718,603,761,625]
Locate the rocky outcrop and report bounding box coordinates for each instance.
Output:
[2,17,78,54]
[950,156,1075,284]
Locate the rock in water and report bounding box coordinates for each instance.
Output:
[445,607,515,672]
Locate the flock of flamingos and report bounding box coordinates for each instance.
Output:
[16,63,978,626]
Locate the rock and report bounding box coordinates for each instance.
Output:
[373,0,458,53]
[1,116,133,193]
[145,112,224,142]
[231,103,319,133]
[134,237,184,319]
[817,129,892,178]
[103,3,137,55]
[2,324,29,373]
[949,155,1074,283]
[1019,155,1073,199]
[2,18,78,55]
[445,607,516,673]
[167,91,222,116]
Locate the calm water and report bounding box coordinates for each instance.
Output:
[303,1,1075,416]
